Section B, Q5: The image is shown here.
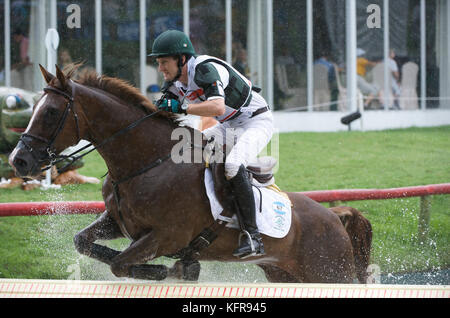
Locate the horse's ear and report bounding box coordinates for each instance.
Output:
[39,64,55,84]
[55,64,68,89]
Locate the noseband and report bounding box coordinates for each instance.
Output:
[19,85,81,172]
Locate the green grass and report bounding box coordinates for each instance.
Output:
[275,126,450,191]
[0,126,449,281]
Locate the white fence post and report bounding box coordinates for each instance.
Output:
[44,28,60,187]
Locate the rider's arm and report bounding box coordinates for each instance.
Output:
[185,98,225,117]
[190,62,227,117]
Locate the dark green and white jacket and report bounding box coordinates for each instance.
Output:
[163,55,267,123]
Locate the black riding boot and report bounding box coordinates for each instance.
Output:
[229,165,265,258]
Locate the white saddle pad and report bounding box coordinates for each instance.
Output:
[204,169,292,238]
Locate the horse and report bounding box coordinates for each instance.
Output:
[9,64,372,283]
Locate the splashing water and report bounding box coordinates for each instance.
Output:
[25,187,448,284]
[198,262,267,283]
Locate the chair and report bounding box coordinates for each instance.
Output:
[399,62,419,110]
[275,62,306,109]
[313,64,331,111]
[371,62,393,108]
[334,64,364,112]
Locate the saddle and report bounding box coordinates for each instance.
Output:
[203,136,277,187]
[246,156,277,186]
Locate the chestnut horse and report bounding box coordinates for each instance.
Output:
[9,65,372,283]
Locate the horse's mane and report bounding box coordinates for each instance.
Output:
[62,63,180,123]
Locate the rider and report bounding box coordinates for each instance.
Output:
[149,30,273,259]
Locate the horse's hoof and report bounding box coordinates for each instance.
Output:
[168,261,184,279]
[182,260,200,281]
[110,262,128,278]
[169,260,200,281]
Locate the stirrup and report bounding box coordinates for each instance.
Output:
[239,230,255,253]
[233,230,265,259]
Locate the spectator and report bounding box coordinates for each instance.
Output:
[11,28,32,91]
[356,48,380,108]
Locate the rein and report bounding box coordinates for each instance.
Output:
[21,85,164,175]
[55,108,164,174]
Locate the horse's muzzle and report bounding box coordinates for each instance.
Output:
[8,142,46,179]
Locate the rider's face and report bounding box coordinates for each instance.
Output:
[156,56,179,82]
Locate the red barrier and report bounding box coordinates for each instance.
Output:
[8,128,25,133]
[301,183,450,203]
[0,201,105,217]
[0,183,449,217]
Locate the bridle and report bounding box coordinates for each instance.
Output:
[19,83,164,175]
[19,85,80,174]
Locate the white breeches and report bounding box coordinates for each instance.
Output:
[203,111,273,179]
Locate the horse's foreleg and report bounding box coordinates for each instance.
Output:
[73,211,124,265]
[109,232,200,281]
[109,230,169,280]
[125,260,201,281]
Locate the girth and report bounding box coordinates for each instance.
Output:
[166,220,226,260]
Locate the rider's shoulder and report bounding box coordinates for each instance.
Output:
[192,55,222,86]
[192,54,215,64]
[192,55,226,70]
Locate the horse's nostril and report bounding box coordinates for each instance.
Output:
[13,157,28,169]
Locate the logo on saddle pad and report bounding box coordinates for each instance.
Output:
[272,201,288,232]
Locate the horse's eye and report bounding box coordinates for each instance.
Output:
[43,107,60,125]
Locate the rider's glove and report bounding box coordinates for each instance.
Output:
[156,98,186,114]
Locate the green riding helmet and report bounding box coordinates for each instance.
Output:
[149,30,196,57]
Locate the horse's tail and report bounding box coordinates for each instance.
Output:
[330,206,373,284]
